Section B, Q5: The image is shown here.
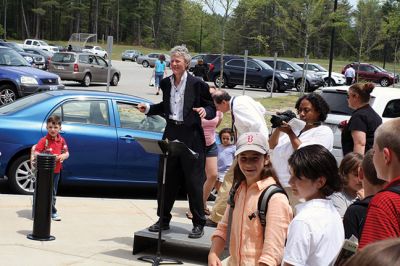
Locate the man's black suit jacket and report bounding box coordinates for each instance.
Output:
[147,73,216,150]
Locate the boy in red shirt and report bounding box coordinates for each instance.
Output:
[34,115,69,221]
[359,118,400,248]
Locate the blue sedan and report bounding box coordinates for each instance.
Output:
[0,90,165,194]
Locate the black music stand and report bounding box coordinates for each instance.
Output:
[135,138,198,265]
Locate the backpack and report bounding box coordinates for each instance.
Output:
[225,182,288,249]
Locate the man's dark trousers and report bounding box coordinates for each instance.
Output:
[156,122,206,227]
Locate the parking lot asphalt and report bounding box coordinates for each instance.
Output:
[0,193,224,265]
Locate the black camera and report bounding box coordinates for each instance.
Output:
[270,110,297,128]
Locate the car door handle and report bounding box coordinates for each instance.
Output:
[120,136,135,141]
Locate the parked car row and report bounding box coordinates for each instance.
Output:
[0,46,64,105]
[208,56,295,92]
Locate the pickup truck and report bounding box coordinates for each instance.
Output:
[22,39,59,53]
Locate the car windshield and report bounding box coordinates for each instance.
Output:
[39,41,49,46]
[0,48,31,66]
[253,59,273,70]
[52,53,75,63]
[287,62,303,71]
[320,91,354,115]
[313,64,327,72]
[0,93,52,113]
[373,65,387,72]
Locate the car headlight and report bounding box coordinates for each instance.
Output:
[278,73,289,79]
[24,56,34,64]
[21,76,39,85]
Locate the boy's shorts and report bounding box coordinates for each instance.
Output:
[217,171,227,182]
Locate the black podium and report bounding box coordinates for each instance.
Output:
[134,137,198,265]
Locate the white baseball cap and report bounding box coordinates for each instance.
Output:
[235,132,269,156]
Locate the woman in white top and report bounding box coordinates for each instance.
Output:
[269,93,333,206]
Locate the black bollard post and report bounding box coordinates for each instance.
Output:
[27,153,56,241]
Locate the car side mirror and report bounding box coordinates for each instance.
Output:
[255,67,261,71]
[374,70,378,73]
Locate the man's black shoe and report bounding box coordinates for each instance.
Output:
[205,218,218,228]
[188,225,204,238]
[148,221,170,232]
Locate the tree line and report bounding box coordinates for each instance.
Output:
[0,0,399,63]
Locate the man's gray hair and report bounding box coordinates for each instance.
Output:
[170,45,191,67]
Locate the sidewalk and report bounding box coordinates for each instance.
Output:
[0,194,224,265]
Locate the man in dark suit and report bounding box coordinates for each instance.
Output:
[138,46,216,238]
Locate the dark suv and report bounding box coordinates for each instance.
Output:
[189,54,221,72]
[262,58,324,92]
[342,63,399,87]
[208,56,295,92]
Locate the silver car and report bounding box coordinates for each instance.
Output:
[136,53,170,68]
[121,50,142,62]
[48,52,121,86]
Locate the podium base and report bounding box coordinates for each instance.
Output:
[133,222,229,263]
[138,255,183,265]
[27,234,55,241]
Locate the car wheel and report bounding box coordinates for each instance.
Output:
[82,74,91,87]
[7,154,35,195]
[122,59,125,61]
[265,79,279,92]
[142,61,149,68]
[132,57,136,62]
[214,74,227,88]
[380,78,390,87]
[0,84,18,105]
[110,74,119,86]
[324,78,336,87]
[295,80,309,92]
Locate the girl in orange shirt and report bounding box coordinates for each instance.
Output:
[208,132,293,266]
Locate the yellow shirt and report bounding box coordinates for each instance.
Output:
[212,177,293,266]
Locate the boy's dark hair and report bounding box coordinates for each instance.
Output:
[339,152,363,185]
[362,149,386,186]
[295,93,330,122]
[47,115,62,126]
[288,144,342,196]
[219,128,233,142]
[212,90,231,104]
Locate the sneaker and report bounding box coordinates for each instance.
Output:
[52,213,61,221]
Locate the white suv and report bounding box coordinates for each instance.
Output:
[296,62,346,86]
[320,85,400,162]
[82,45,108,58]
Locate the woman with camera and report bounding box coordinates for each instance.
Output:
[268,93,334,207]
